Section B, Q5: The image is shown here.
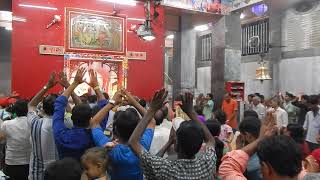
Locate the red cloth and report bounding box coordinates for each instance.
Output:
[0,97,16,107]
[311,148,320,166]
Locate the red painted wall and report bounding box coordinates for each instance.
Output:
[12,0,164,100]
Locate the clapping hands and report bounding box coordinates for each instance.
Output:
[259,112,278,140]
[46,72,58,89]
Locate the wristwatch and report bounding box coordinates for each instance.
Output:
[109,99,116,105]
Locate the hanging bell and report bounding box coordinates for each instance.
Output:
[256,64,272,81]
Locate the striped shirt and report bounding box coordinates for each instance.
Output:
[141,146,216,180]
[28,111,58,180]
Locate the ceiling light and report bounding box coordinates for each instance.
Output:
[240,13,245,19]
[194,24,209,31]
[166,34,174,39]
[100,0,137,6]
[19,4,58,10]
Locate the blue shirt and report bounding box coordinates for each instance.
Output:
[53,96,94,161]
[245,153,263,180]
[97,99,109,130]
[92,127,154,180]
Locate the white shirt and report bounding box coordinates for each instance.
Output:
[28,111,58,180]
[252,103,267,120]
[149,119,172,155]
[274,107,288,129]
[1,116,31,165]
[303,111,320,144]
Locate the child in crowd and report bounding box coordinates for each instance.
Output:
[194,105,206,123]
[214,110,234,145]
[81,147,109,180]
[205,120,226,169]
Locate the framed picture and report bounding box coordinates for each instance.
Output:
[65,8,126,54]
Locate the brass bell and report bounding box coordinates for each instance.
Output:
[256,64,272,81]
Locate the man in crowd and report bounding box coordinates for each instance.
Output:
[129,91,217,180]
[28,72,83,180]
[53,68,94,160]
[89,68,152,180]
[203,93,214,120]
[149,105,172,155]
[283,92,299,124]
[271,98,288,132]
[292,95,310,126]
[304,95,320,151]
[238,116,263,180]
[27,73,58,180]
[251,96,266,120]
[245,94,254,110]
[219,113,304,180]
[222,92,238,130]
[0,100,31,180]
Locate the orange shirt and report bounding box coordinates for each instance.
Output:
[222,99,238,129]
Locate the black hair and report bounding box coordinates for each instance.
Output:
[154,106,168,126]
[301,95,309,101]
[239,116,261,138]
[80,94,89,104]
[257,135,302,178]
[91,105,100,117]
[286,124,304,144]
[103,92,109,100]
[81,147,108,171]
[88,95,97,104]
[43,94,58,116]
[13,99,28,117]
[205,119,224,169]
[207,93,214,100]
[286,92,295,98]
[71,104,92,128]
[259,94,265,102]
[214,109,227,124]
[205,120,221,137]
[113,108,140,142]
[308,95,319,105]
[194,105,204,116]
[243,110,259,119]
[248,94,255,98]
[44,158,82,180]
[176,121,204,159]
[138,99,147,108]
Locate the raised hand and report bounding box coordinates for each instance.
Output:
[149,89,168,111]
[73,67,86,85]
[259,112,277,140]
[112,90,124,105]
[87,69,99,88]
[123,89,137,106]
[58,72,70,88]
[46,72,57,88]
[180,92,194,114]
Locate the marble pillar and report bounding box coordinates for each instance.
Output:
[211,14,242,108]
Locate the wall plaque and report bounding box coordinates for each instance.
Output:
[39,45,64,55]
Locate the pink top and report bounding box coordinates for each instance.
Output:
[219,150,249,180]
[219,150,307,180]
[219,124,233,142]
